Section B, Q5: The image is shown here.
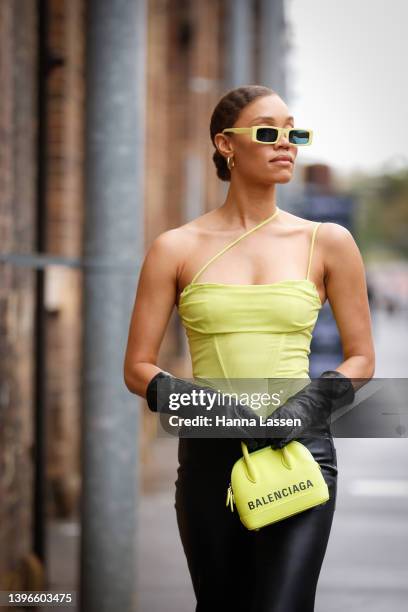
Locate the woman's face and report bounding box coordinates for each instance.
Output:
[216,94,299,184]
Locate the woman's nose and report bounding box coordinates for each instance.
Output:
[275,133,290,148]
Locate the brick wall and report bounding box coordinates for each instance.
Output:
[0,0,232,558]
[0,0,38,591]
[0,0,85,591]
[144,0,227,375]
[43,0,84,519]
[140,0,228,489]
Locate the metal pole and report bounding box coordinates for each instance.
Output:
[80,1,146,610]
[259,0,293,210]
[226,0,255,89]
[259,0,287,95]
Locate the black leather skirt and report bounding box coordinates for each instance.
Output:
[174,435,338,612]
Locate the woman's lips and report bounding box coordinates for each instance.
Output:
[270,159,293,166]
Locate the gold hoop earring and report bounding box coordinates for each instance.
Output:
[227,155,235,171]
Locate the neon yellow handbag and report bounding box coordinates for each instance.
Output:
[226,440,330,531]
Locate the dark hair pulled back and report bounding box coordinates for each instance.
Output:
[210,85,276,182]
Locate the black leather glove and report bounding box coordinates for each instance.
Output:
[145,370,265,446]
[253,370,355,451]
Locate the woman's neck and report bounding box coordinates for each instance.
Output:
[220,183,279,228]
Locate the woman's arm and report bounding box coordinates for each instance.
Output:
[320,222,376,389]
[123,229,182,398]
[250,223,376,450]
[123,229,277,445]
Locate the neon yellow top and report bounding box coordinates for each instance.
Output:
[177,207,323,410]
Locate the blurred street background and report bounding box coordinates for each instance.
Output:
[0,0,407,610]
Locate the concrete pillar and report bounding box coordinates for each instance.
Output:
[259,0,293,210]
[80,1,146,610]
[259,0,287,95]
[225,0,255,88]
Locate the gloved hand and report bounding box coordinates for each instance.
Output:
[252,370,355,451]
[145,370,265,446]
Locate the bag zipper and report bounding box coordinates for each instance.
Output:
[226,482,234,512]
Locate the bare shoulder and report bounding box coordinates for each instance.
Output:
[284,211,356,247]
[149,212,216,249]
[144,228,183,279]
[317,221,354,243]
[316,222,364,279]
[145,211,216,273]
[146,227,179,259]
[278,209,326,233]
[316,222,359,257]
[280,212,361,275]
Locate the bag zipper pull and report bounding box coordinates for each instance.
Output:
[226,483,234,512]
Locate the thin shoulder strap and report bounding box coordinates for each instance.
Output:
[190,206,280,285]
[306,222,322,281]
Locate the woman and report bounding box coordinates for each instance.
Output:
[123,85,375,611]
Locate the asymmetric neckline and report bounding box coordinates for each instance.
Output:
[177,208,323,308]
[188,207,281,287]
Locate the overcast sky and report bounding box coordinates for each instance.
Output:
[285,0,408,176]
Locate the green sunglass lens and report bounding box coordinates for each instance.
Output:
[256,127,279,143]
[289,130,310,145]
